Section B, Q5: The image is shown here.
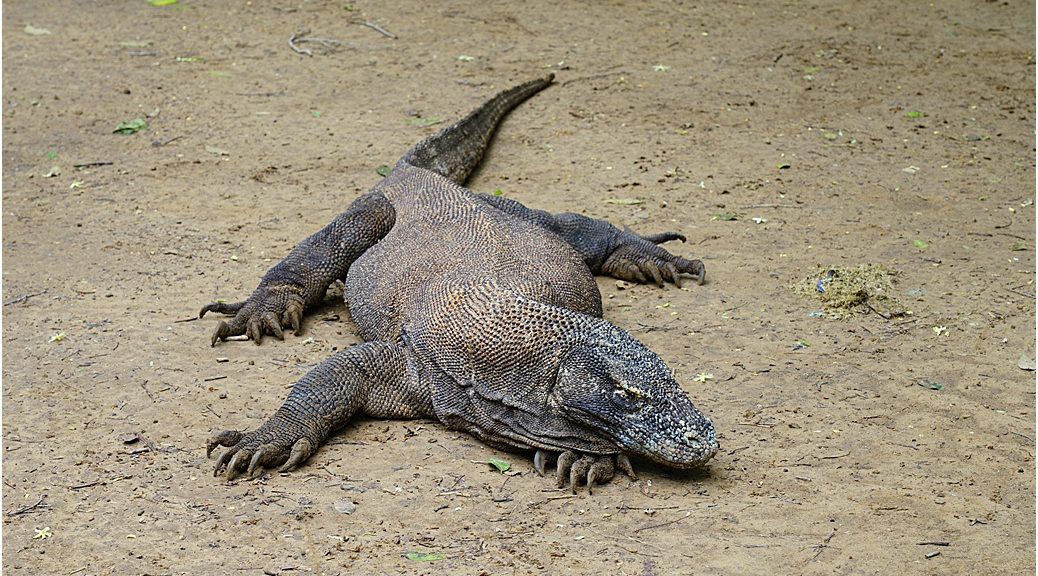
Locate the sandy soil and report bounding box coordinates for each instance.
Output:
[2,1,1035,574]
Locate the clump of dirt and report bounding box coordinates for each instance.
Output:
[792,264,907,319]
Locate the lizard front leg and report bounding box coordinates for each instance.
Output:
[208,341,431,480]
[200,191,395,345]
[533,449,637,494]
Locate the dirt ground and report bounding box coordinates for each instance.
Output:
[2,1,1035,574]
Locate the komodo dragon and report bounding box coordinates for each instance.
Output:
[200,74,718,491]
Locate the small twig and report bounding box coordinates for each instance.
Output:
[819,451,850,459]
[809,528,837,561]
[173,316,199,323]
[865,302,891,320]
[69,480,103,490]
[7,494,48,516]
[739,203,803,209]
[235,91,286,98]
[151,135,184,148]
[561,68,626,87]
[1006,287,1036,299]
[916,541,951,546]
[634,511,691,533]
[993,215,1014,229]
[1008,430,1035,444]
[289,30,346,56]
[204,375,228,382]
[140,381,156,402]
[289,31,312,56]
[358,20,397,39]
[4,290,46,306]
[72,161,114,169]
[584,530,662,557]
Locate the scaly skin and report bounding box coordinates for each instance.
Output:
[200,75,717,491]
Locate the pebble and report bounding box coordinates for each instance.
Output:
[334,500,357,515]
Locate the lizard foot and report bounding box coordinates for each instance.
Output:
[200,283,306,346]
[602,234,705,288]
[207,419,320,481]
[533,450,637,494]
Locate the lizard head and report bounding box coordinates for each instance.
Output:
[553,325,718,469]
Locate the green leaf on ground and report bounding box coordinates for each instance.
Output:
[486,458,511,472]
[906,110,925,119]
[113,119,148,135]
[918,379,944,391]
[913,239,928,250]
[376,165,392,177]
[492,188,504,196]
[711,212,738,221]
[149,0,179,6]
[1011,241,1027,251]
[405,551,445,562]
[1018,353,1036,371]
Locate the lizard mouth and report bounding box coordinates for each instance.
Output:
[624,430,718,469]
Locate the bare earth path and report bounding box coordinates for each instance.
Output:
[3,1,1034,574]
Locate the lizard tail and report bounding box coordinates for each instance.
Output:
[397,74,555,185]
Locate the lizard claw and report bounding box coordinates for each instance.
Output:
[207,419,321,481]
[207,429,244,458]
[546,451,635,493]
[282,298,305,335]
[200,301,246,318]
[279,438,317,472]
[602,233,705,288]
[534,449,550,476]
[201,284,306,346]
[641,260,665,287]
[639,231,687,244]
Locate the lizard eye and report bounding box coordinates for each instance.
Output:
[609,382,641,412]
